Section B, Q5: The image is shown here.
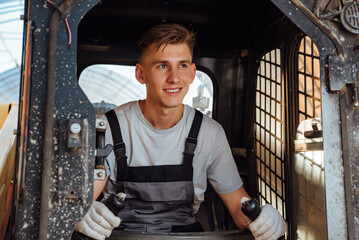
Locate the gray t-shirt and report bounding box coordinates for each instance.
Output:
[103,101,243,212]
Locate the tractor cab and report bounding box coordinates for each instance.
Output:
[2,0,359,239]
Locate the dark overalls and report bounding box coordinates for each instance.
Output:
[105,109,204,232]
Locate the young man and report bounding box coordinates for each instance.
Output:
[74,24,286,240]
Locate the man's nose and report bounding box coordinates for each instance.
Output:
[166,67,180,83]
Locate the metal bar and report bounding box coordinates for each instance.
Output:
[289,0,344,59]
[38,1,61,238]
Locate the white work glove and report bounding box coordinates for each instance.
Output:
[74,201,121,240]
[248,204,286,240]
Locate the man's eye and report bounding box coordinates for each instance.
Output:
[158,64,167,69]
[179,64,188,68]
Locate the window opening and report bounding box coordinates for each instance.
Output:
[254,49,286,220]
[294,36,326,240]
[79,64,214,117]
[297,36,321,122]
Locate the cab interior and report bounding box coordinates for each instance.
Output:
[76,0,325,239]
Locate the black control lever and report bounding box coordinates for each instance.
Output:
[103,193,126,215]
[241,198,285,240]
[72,193,126,240]
[95,119,111,180]
[304,122,322,138]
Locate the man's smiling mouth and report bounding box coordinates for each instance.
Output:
[164,88,182,93]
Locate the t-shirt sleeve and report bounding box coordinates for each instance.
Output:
[206,126,243,195]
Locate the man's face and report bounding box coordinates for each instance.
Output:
[135,43,196,110]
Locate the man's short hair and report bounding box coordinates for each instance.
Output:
[138,23,196,58]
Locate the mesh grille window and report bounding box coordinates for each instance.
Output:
[298,36,321,122]
[254,49,286,219]
[294,36,326,240]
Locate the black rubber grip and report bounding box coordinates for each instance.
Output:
[241,198,261,221]
[72,194,126,240]
[104,193,126,215]
[241,198,285,240]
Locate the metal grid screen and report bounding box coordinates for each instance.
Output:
[298,36,321,122]
[294,36,326,240]
[254,49,286,219]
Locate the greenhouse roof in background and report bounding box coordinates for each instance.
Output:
[0,0,24,104]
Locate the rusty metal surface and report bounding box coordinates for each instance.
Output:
[14,0,100,239]
[340,86,359,240]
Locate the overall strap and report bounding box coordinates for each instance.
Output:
[105,109,128,181]
[183,109,203,176]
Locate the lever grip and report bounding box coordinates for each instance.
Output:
[104,193,126,215]
[72,193,126,240]
[241,198,285,240]
[241,198,261,221]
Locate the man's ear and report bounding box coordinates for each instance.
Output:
[190,63,196,84]
[135,63,145,84]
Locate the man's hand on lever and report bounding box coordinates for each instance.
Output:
[248,204,286,240]
[74,201,121,240]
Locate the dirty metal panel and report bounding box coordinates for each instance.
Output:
[38,0,101,238]
[320,88,347,240]
[339,87,359,240]
[14,0,101,239]
[328,56,356,91]
[14,1,54,239]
